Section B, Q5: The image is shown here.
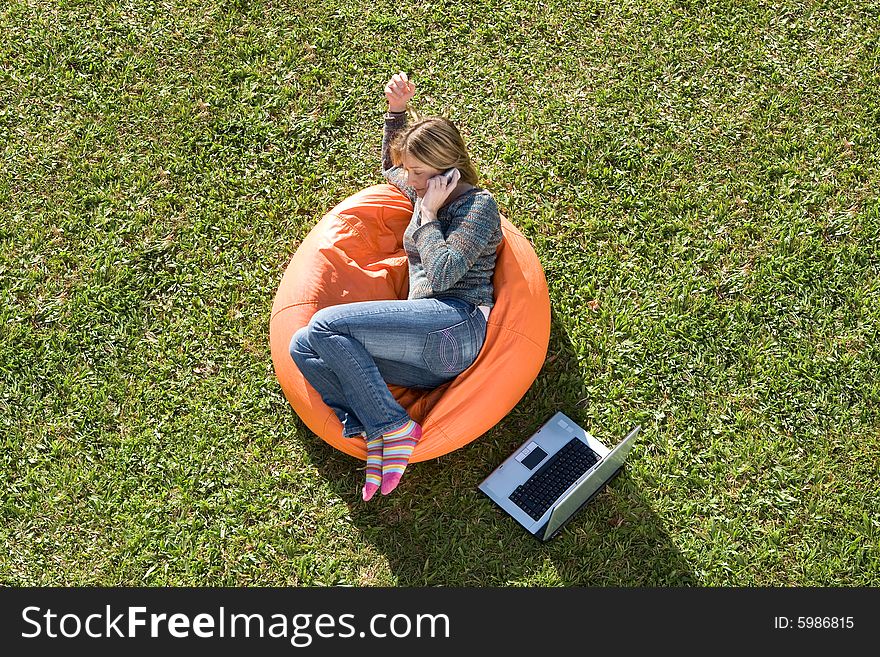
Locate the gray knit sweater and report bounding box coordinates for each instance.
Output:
[381,112,502,308]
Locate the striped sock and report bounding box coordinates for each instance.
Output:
[362,436,383,501]
[381,419,422,495]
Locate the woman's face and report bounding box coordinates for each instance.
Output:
[401,153,442,198]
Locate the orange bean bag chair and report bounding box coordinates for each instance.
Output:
[269,183,550,462]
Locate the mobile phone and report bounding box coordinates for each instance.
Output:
[440,168,458,184]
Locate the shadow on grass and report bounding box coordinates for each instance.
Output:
[295,308,695,586]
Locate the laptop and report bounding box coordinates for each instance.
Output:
[479,412,641,542]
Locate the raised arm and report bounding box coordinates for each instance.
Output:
[381,72,416,174]
[382,112,407,174]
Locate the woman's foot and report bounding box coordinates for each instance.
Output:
[381,419,422,495]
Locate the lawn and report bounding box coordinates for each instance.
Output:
[1,0,878,586]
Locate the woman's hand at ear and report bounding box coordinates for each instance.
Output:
[384,72,416,113]
[420,168,461,217]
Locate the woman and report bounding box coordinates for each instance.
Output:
[290,72,502,501]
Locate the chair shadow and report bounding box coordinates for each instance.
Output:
[294,306,696,586]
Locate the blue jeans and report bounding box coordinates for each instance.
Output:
[289,296,487,441]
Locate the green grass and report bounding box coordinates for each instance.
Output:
[1,0,878,586]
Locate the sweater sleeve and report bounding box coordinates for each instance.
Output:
[410,194,500,292]
[381,112,408,189]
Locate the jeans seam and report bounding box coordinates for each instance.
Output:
[318,304,426,324]
[322,304,467,337]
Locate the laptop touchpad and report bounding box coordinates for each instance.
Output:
[517,443,548,470]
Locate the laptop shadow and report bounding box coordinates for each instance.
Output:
[292,307,696,586]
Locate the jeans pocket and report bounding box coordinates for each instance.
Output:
[421,317,479,377]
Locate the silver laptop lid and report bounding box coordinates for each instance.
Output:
[542,425,642,540]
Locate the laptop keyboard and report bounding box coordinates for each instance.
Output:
[508,438,599,521]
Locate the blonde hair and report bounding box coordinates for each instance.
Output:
[389,116,480,186]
